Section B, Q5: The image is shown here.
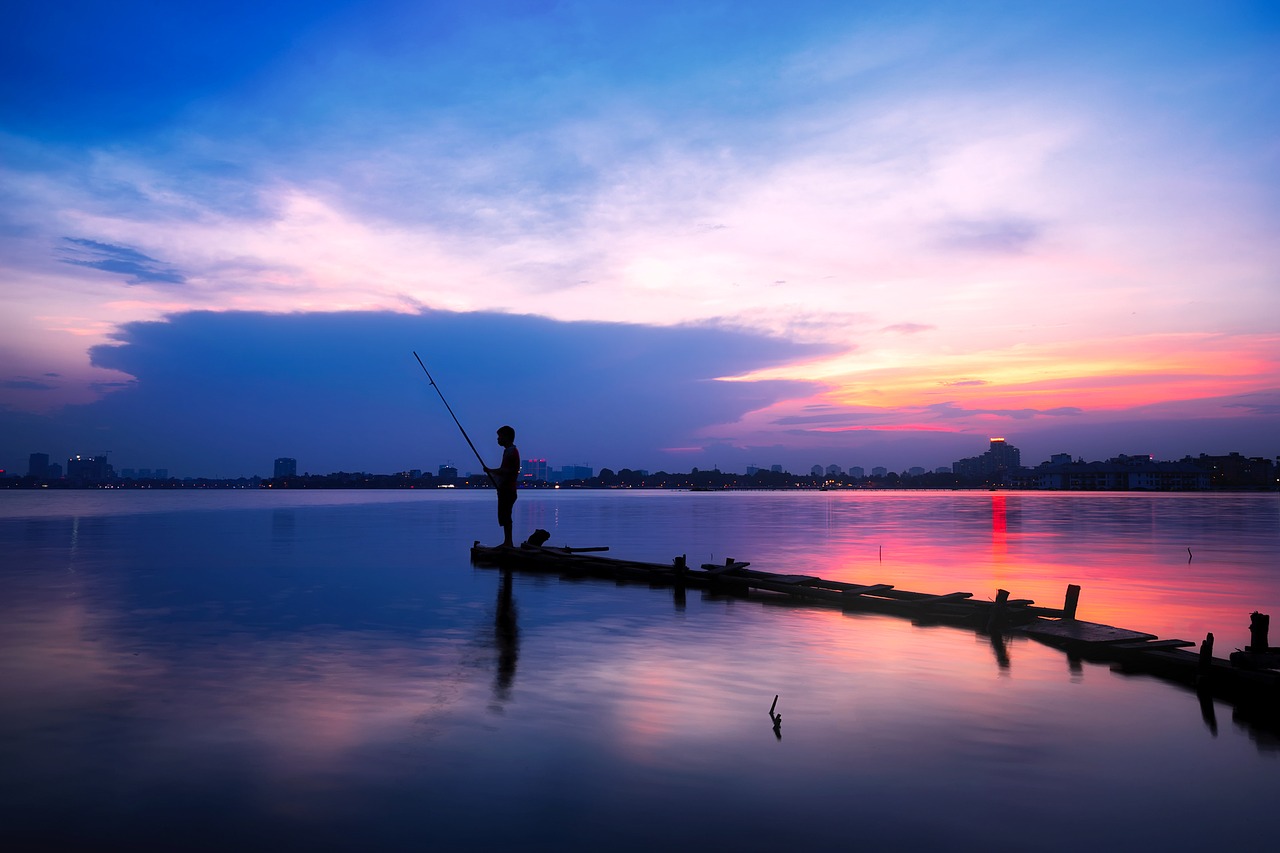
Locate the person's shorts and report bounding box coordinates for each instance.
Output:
[498,489,517,526]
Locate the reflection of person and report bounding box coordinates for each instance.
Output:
[493,570,519,702]
[484,425,520,547]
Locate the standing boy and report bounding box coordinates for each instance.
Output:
[484,425,521,547]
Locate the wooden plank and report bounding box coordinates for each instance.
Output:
[1109,639,1195,650]
[906,592,973,607]
[840,583,894,596]
[1020,619,1156,645]
[766,574,822,585]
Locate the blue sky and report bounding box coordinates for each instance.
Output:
[3,1,1278,477]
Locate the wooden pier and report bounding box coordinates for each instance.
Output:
[471,538,1280,724]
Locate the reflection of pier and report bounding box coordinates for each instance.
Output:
[472,540,1280,732]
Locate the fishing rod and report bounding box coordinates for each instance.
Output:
[413,351,497,487]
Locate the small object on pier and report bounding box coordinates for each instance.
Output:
[702,560,751,574]
[524,529,551,547]
[1062,584,1081,620]
[1247,611,1270,654]
[986,588,1011,634]
[1197,632,1214,688]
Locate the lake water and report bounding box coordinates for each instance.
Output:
[2,489,1277,852]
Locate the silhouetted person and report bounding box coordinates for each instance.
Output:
[484,424,520,547]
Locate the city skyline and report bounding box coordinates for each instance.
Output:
[3,3,1278,479]
[11,436,1274,486]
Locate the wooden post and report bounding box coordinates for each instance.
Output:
[1247,611,1270,653]
[1062,584,1081,620]
[986,589,1010,634]
[672,555,686,576]
[1197,632,1214,688]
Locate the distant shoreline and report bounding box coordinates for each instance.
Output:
[3,479,1276,493]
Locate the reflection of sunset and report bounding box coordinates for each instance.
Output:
[738,493,1279,652]
[990,493,1008,569]
[0,596,487,817]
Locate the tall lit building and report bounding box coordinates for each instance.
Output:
[522,458,549,482]
[274,457,297,478]
[953,438,1022,482]
[986,438,1020,471]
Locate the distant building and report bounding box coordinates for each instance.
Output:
[810,464,824,477]
[825,464,843,477]
[953,438,1022,484]
[746,465,760,476]
[872,466,887,477]
[67,454,111,484]
[438,464,458,484]
[28,453,49,478]
[1190,452,1276,490]
[770,464,783,473]
[121,467,167,480]
[934,466,951,475]
[908,466,926,477]
[551,464,592,483]
[1023,454,1208,491]
[850,466,865,478]
[522,458,549,482]
[274,457,297,478]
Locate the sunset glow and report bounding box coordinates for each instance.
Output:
[3,2,1276,477]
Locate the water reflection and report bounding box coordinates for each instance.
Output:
[1,490,1278,851]
[492,570,519,705]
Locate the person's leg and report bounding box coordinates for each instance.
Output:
[498,491,516,547]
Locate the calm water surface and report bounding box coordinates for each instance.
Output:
[2,490,1277,852]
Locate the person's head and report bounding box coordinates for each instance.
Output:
[497,425,515,446]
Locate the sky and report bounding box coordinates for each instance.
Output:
[2,1,1278,479]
